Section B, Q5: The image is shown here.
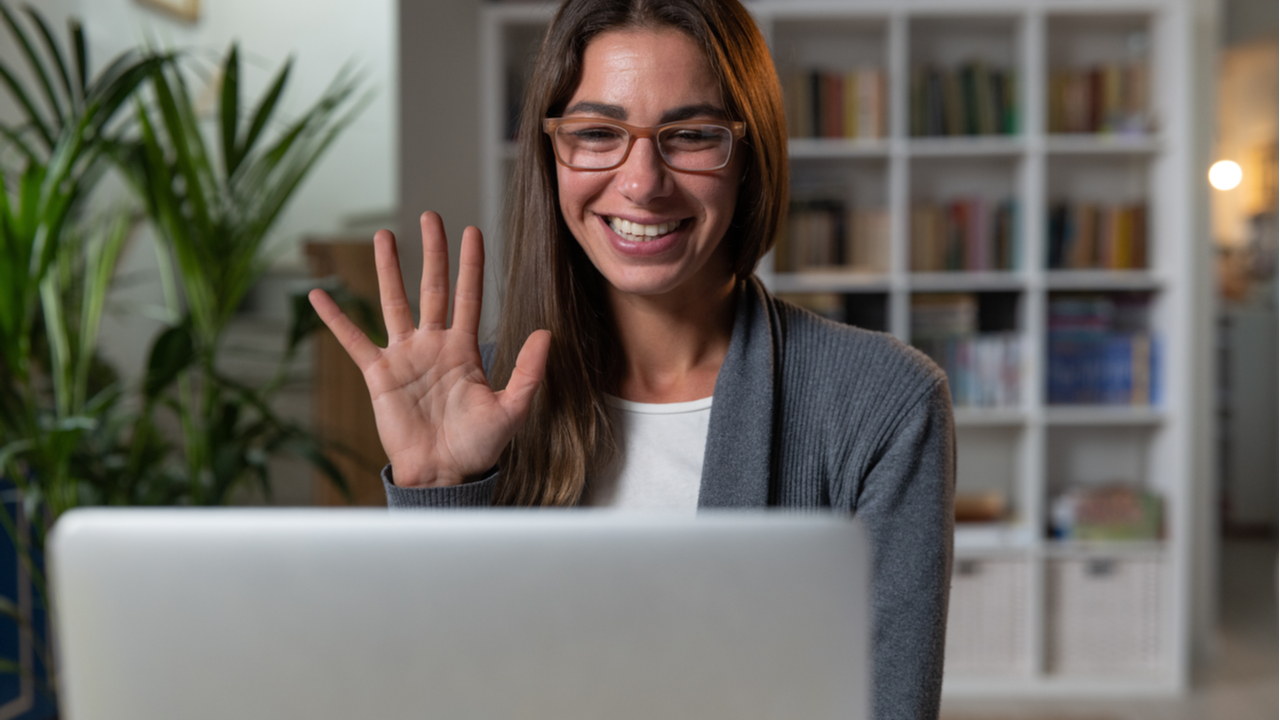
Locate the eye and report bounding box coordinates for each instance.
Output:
[674,129,715,141]
[664,126,728,148]
[566,125,625,143]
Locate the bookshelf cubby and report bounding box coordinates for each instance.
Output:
[910,16,1022,138]
[1046,14,1153,136]
[480,0,1198,695]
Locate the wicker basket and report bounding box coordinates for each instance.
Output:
[1048,555,1166,675]
[945,556,1031,676]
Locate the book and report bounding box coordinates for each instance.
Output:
[1046,201,1148,270]
[911,197,1020,272]
[910,294,1022,407]
[911,62,1017,137]
[1048,61,1150,134]
[785,67,886,139]
[1046,294,1157,405]
[777,199,888,273]
[1050,484,1162,541]
[856,67,885,139]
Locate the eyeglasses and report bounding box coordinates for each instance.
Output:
[543,117,746,173]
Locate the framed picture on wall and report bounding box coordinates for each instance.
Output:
[135,0,201,23]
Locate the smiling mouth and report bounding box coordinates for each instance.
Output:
[606,216,685,242]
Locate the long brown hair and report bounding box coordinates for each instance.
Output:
[489,0,788,506]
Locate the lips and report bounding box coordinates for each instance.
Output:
[606,216,684,242]
[597,214,689,258]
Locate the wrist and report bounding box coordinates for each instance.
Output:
[389,463,465,489]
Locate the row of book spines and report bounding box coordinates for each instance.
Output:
[1045,332,1159,406]
[911,200,1020,273]
[910,292,979,335]
[910,64,1018,137]
[1047,64,1151,135]
[785,69,887,140]
[1047,204,1148,271]
[774,204,888,272]
[913,333,1021,408]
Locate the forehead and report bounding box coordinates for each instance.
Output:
[569,28,722,114]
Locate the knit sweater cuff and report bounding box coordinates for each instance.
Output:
[381,464,498,508]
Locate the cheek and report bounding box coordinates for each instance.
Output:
[555,166,576,219]
[698,175,740,223]
[556,168,605,225]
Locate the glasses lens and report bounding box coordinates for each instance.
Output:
[658,124,733,171]
[553,122,629,169]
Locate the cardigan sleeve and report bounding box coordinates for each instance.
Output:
[382,464,499,509]
[854,376,955,720]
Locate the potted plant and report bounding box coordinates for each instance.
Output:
[0,4,373,711]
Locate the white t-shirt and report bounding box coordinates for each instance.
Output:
[583,394,713,514]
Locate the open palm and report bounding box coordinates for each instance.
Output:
[309,211,550,488]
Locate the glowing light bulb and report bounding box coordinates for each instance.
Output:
[1209,160,1242,191]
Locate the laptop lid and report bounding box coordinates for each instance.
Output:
[50,509,869,720]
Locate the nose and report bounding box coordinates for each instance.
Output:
[615,136,673,206]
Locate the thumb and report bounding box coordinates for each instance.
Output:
[497,329,551,420]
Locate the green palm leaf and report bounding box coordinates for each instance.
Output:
[22,6,76,108]
[235,57,290,175]
[70,19,87,97]
[0,61,52,148]
[219,45,240,177]
[0,2,64,127]
[120,48,367,506]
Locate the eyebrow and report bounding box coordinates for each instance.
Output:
[560,101,728,124]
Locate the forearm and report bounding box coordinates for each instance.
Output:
[856,378,956,720]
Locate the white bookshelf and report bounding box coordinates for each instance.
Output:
[479,0,1200,696]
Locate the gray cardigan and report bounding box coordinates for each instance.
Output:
[383,277,956,720]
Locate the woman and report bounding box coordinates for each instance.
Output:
[309,0,954,717]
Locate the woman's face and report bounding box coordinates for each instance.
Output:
[555,28,742,301]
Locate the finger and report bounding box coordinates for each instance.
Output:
[373,229,414,340]
[419,211,450,331]
[451,226,484,336]
[309,288,382,371]
[497,330,551,420]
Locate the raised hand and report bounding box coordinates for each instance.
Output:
[309,211,550,488]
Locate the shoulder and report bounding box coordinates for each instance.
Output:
[770,293,947,404]
[760,291,955,510]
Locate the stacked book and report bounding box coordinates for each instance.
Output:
[1047,63,1150,135]
[1046,202,1148,270]
[911,198,1019,272]
[785,67,887,139]
[774,199,888,273]
[911,294,1021,408]
[1046,294,1158,405]
[910,62,1018,137]
[1050,484,1162,541]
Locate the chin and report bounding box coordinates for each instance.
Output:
[599,270,687,297]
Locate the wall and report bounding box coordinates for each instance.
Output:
[75,0,399,269]
[1222,0,1279,46]
[3,0,398,376]
[397,0,482,326]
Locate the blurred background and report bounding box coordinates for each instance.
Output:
[0,0,1274,718]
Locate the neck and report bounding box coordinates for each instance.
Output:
[609,274,737,404]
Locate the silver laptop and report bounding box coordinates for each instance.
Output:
[50,509,870,720]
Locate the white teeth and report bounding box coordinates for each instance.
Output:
[608,217,681,241]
